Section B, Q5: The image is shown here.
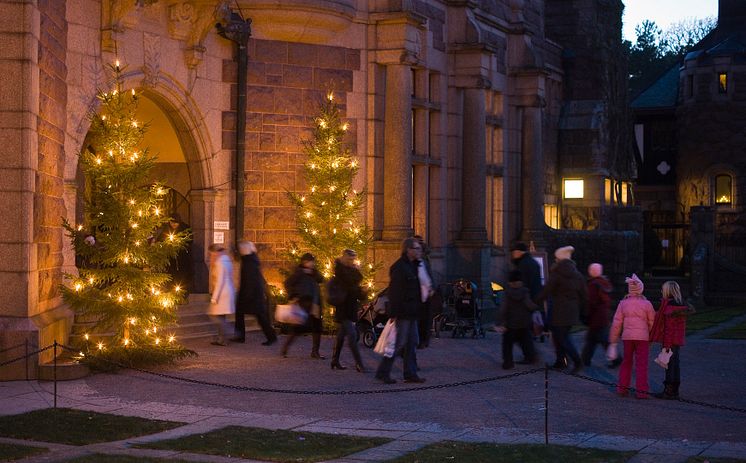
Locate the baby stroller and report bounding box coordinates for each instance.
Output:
[435,279,484,338]
[356,288,389,348]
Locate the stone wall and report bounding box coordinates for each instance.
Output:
[223,38,360,282]
[35,0,68,315]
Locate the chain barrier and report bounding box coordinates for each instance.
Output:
[3,343,743,414]
[58,344,541,394]
[0,345,55,368]
[557,369,746,414]
[0,342,27,355]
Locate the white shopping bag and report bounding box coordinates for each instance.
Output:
[606,342,619,361]
[373,319,397,358]
[275,302,308,326]
[654,348,673,369]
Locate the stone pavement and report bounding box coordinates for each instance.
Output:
[2,323,746,462]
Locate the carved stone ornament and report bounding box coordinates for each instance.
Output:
[167,1,231,68]
[142,33,161,87]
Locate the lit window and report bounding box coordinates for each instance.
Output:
[718,73,728,94]
[715,175,732,205]
[621,182,629,205]
[544,204,559,229]
[604,178,613,205]
[563,179,584,199]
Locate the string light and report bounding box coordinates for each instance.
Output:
[74,283,83,292]
[84,334,89,340]
[341,122,349,131]
[97,342,104,350]
[327,92,334,101]
[168,335,175,343]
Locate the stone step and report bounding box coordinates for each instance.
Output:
[38,361,90,381]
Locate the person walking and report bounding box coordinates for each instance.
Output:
[232,241,277,346]
[413,235,435,349]
[510,241,546,342]
[649,281,694,399]
[375,237,425,384]
[207,244,235,346]
[499,270,540,369]
[535,245,587,373]
[282,253,325,359]
[581,263,620,368]
[329,249,367,372]
[609,274,656,399]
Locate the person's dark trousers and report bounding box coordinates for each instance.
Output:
[502,328,535,365]
[310,315,323,356]
[376,319,419,380]
[235,310,277,343]
[281,316,323,356]
[663,346,681,396]
[417,303,432,348]
[332,320,363,367]
[234,309,247,340]
[581,327,609,366]
[551,325,581,367]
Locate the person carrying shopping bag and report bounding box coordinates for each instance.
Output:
[649,280,694,399]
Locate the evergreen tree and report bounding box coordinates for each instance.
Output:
[61,62,193,367]
[286,92,377,304]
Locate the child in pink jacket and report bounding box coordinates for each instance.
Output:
[609,274,655,398]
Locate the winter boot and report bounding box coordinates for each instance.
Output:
[310,332,326,359]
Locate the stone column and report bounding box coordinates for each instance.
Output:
[520,103,547,244]
[188,189,220,293]
[460,87,488,241]
[382,63,413,241]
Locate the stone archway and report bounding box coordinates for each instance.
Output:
[64,75,218,294]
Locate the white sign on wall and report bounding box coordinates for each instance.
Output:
[213,232,225,244]
[214,221,230,230]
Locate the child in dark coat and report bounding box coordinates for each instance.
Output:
[581,263,620,368]
[499,271,540,369]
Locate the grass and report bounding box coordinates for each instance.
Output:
[687,458,746,463]
[138,425,391,462]
[686,306,745,334]
[709,320,746,339]
[64,455,193,463]
[387,442,635,463]
[0,442,48,461]
[0,408,183,446]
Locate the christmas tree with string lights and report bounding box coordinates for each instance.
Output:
[286,92,378,318]
[61,61,194,368]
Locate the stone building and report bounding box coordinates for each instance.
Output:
[0,0,636,378]
[632,0,746,299]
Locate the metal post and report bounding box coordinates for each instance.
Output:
[53,340,57,409]
[544,363,549,445]
[25,339,29,381]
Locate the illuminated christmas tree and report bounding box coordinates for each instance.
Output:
[286,92,377,309]
[61,62,194,367]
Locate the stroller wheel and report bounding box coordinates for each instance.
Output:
[362,329,377,348]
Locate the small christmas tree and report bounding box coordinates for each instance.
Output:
[286,92,377,313]
[61,61,194,367]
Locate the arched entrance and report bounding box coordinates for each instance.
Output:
[69,84,216,294]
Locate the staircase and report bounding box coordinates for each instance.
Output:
[641,275,691,303]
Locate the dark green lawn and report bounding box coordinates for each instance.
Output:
[64,455,193,463]
[387,442,635,463]
[686,306,745,334]
[0,442,48,461]
[138,425,391,462]
[0,408,183,446]
[709,320,746,339]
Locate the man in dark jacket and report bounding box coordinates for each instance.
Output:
[510,242,543,298]
[500,270,540,369]
[282,253,325,359]
[375,237,425,384]
[232,241,277,345]
[536,246,588,373]
[330,249,366,371]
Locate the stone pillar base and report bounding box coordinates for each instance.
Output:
[0,305,74,381]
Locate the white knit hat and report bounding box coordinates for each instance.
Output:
[554,245,575,261]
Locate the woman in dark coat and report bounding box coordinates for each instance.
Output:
[535,246,587,373]
[232,241,277,345]
[282,253,325,359]
[329,249,366,372]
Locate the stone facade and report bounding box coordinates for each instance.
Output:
[0,0,638,379]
